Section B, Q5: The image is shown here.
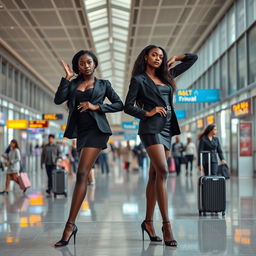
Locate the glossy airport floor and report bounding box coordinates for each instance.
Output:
[0,158,255,256]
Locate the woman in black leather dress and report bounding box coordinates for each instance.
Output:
[124,45,197,247]
[54,50,123,247]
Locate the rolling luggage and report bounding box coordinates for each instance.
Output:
[52,167,68,198]
[18,172,32,191]
[198,151,226,216]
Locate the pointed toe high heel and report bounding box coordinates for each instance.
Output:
[54,222,78,247]
[141,220,162,242]
[162,221,177,247]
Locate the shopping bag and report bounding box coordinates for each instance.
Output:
[169,157,176,173]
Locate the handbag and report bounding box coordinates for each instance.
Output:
[217,164,230,179]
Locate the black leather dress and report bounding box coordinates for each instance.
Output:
[75,89,109,152]
[140,84,172,150]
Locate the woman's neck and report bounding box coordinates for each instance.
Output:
[145,66,156,77]
[82,74,94,82]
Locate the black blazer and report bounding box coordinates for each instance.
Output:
[124,53,198,135]
[54,76,123,138]
[198,136,224,165]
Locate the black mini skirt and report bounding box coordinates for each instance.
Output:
[140,111,172,150]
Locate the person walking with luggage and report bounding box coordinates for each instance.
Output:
[69,140,79,174]
[171,136,185,176]
[198,124,226,176]
[0,139,24,194]
[124,44,198,247]
[41,134,62,195]
[54,50,123,247]
[184,137,196,176]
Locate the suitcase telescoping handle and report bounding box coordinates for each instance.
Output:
[200,151,211,176]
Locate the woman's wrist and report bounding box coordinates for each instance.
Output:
[175,54,186,61]
[65,75,72,81]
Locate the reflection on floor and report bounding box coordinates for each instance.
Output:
[0,159,255,256]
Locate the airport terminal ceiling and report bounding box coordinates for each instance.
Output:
[0,0,233,124]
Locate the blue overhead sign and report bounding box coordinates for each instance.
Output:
[176,89,220,103]
[122,121,139,130]
[174,110,186,119]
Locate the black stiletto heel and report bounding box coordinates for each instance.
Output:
[54,222,78,247]
[162,221,177,247]
[0,191,8,195]
[141,220,162,242]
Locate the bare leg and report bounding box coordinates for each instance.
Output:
[4,174,11,191]
[10,173,20,185]
[144,149,169,236]
[55,147,101,245]
[146,144,176,244]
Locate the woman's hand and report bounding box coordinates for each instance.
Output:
[145,107,167,117]
[221,160,226,165]
[61,60,75,80]
[167,56,176,69]
[77,102,100,112]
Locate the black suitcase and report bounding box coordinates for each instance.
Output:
[198,151,226,216]
[52,167,68,198]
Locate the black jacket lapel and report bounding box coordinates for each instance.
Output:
[142,73,166,105]
[90,78,101,102]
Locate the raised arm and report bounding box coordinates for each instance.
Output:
[54,60,75,105]
[168,53,198,78]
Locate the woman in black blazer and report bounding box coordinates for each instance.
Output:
[124,45,197,247]
[198,124,226,176]
[54,50,123,247]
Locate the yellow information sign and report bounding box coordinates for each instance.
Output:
[7,120,28,129]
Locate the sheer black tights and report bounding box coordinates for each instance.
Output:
[59,147,101,242]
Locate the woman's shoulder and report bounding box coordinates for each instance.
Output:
[131,74,145,81]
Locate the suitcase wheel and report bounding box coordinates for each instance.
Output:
[64,192,67,197]
[222,211,225,216]
[54,193,57,198]
[203,212,207,216]
[199,211,202,216]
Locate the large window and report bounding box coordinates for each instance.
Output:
[214,61,220,90]
[237,36,246,89]
[1,60,7,95]
[228,45,237,94]
[227,5,236,46]
[246,0,256,27]
[248,25,256,84]
[220,54,228,98]
[236,0,245,37]
[219,17,227,55]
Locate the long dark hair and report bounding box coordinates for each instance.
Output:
[10,139,19,149]
[132,44,176,108]
[131,45,176,90]
[198,124,216,140]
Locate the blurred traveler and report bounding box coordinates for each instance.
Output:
[54,50,123,247]
[0,140,24,194]
[69,140,79,173]
[99,143,111,174]
[198,124,226,176]
[184,137,196,176]
[171,136,185,176]
[41,134,61,195]
[121,141,133,171]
